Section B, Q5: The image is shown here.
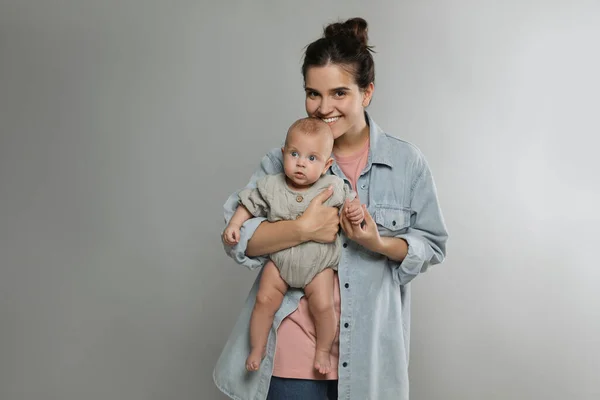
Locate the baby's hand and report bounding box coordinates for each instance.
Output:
[345,198,365,226]
[222,224,241,245]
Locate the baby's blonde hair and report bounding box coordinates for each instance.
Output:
[285,117,334,150]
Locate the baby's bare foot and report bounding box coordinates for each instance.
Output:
[245,348,265,372]
[314,349,332,375]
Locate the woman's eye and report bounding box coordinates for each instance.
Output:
[335,91,346,98]
[307,91,318,98]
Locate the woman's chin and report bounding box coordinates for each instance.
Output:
[330,125,347,139]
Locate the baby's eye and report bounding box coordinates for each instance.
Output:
[309,155,316,161]
[291,151,298,157]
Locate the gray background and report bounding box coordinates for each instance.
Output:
[1,1,599,399]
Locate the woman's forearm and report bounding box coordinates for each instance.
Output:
[246,219,306,257]
[373,237,409,262]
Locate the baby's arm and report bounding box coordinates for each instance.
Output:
[222,205,253,245]
[224,180,270,245]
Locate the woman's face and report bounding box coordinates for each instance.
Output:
[304,64,373,140]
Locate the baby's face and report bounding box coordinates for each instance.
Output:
[282,129,333,189]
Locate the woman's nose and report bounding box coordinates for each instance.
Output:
[318,97,334,115]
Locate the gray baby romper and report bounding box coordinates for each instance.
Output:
[238,173,353,288]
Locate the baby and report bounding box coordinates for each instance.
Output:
[222,117,364,374]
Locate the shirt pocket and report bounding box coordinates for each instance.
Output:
[373,205,411,237]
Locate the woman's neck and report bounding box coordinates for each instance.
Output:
[333,121,370,157]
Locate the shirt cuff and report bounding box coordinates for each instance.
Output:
[223,216,268,270]
[388,234,433,286]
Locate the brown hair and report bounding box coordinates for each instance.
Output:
[302,17,375,90]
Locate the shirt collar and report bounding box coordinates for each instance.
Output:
[365,112,394,168]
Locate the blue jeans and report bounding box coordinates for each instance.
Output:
[267,377,338,400]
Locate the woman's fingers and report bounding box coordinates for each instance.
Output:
[340,212,354,238]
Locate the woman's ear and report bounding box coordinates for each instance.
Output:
[362,82,375,107]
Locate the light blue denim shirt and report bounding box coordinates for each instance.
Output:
[214,113,448,400]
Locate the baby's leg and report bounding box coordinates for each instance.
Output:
[246,260,288,371]
[303,267,336,375]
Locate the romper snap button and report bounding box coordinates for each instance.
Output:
[296,195,303,202]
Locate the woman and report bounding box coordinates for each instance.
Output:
[214,17,448,400]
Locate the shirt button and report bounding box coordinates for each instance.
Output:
[296,195,303,202]
[342,362,348,367]
[361,184,366,190]
[343,243,348,248]
[344,323,349,328]
[392,220,396,226]
[344,283,349,288]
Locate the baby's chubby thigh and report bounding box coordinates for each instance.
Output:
[255,260,288,309]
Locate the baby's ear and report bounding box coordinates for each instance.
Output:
[323,157,334,174]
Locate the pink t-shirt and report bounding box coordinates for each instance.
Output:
[272,138,370,380]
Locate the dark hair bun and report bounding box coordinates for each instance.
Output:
[324,17,369,48]
[303,17,375,89]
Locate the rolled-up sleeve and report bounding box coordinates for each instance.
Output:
[389,156,448,285]
[222,151,281,271]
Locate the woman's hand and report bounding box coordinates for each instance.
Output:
[340,204,383,252]
[297,186,340,243]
